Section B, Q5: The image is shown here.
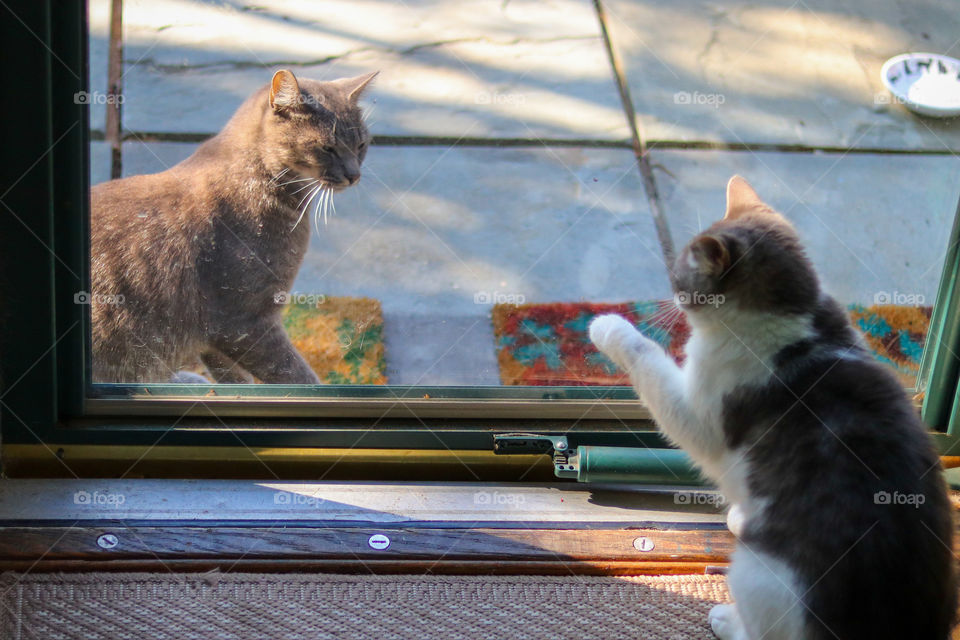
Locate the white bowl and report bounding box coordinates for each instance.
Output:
[880,52,960,118]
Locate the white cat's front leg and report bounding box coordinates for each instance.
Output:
[589,314,720,462]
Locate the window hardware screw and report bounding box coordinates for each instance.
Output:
[633,537,655,552]
[97,533,119,549]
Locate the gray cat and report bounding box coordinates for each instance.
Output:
[91,69,376,383]
[591,176,956,639]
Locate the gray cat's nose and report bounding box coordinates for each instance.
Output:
[345,173,361,185]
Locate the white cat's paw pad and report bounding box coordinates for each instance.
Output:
[708,604,745,640]
[588,314,637,353]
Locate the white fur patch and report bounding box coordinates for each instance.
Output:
[682,310,813,474]
[726,502,746,538]
[709,603,749,640]
[725,547,808,640]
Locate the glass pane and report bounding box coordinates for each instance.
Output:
[85,0,960,401]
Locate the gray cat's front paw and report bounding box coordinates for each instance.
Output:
[589,314,652,371]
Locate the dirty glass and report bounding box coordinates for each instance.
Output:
[84,0,959,408]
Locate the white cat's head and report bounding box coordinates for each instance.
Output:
[671,176,819,316]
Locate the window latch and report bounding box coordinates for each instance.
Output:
[493,433,702,485]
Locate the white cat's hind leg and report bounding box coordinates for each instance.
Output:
[708,603,749,640]
[724,547,807,640]
[726,503,745,538]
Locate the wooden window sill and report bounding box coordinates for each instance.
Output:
[0,479,731,574]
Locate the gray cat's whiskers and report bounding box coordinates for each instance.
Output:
[291,182,323,231]
[276,176,315,188]
[295,181,320,209]
[313,188,331,237]
[268,167,290,186]
[313,187,335,237]
[287,178,320,196]
[288,178,321,195]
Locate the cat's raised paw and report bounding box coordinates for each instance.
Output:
[708,604,748,640]
[589,314,655,372]
[589,314,637,354]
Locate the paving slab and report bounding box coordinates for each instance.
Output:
[89,141,960,381]
[92,0,607,66]
[652,149,960,305]
[91,142,667,384]
[605,0,960,150]
[87,0,629,140]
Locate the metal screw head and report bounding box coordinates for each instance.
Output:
[97,533,119,549]
[633,536,655,552]
[554,441,567,450]
[367,534,391,550]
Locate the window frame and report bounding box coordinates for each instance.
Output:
[1,0,957,474]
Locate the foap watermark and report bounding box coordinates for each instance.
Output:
[273,490,325,508]
[674,91,725,108]
[273,291,327,306]
[874,491,926,508]
[74,291,125,305]
[74,90,124,105]
[73,490,126,508]
[475,91,526,107]
[473,291,526,305]
[473,490,526,507]
[674,491,727,508]
[873,290,924,306]
[873,92,908,107]
[674,290,725,308]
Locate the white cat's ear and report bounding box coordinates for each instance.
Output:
[689,234,730,275]
[335,71,379,104]
[724,175,763,219]
[269,69,301,111]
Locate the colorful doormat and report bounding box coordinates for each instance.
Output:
[281,296,387,385]
[190,296,387,384]
[493,301,930,387]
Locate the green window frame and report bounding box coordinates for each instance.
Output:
[1,0,958,477]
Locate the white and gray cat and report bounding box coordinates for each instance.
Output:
[590,176,956,639]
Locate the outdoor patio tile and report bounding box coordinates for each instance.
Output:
[605,0,960,150]
[652,148,960,305]
[87,0,630,140]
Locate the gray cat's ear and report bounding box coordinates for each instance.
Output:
[335,71,379,104]
[689,235,730,275]
[269,69,301,111]
[724,175,763,219]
